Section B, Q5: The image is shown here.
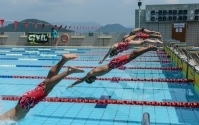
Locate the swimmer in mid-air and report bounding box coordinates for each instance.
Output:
[67,44,158,88]
[98,28,163,64]
[121,28,162,42]
[130,28,161,35]
[0,54,84,121]
[99,38,163,64]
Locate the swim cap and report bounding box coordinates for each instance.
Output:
[129,32,134,36]
[85,76,96,84]
[110,50,119,57]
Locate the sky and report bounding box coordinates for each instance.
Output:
[0,0,198,27]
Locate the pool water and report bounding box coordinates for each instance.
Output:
[0,47,199,125]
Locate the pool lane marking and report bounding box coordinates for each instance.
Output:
[95,95,111,108]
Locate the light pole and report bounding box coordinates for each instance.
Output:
[138,0,142,28]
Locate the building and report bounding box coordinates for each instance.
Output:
[135,3,199,46]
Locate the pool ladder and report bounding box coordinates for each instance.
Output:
[141,112,150,125]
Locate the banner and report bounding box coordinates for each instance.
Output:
[27,33,49,44]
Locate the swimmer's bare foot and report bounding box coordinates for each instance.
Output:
[149,31,160,35]
[153,31,161,35]
[147,44,158,51]
[67,66,84,73]
[62,54,78,61]
[157,35,163,40]
[154,32,161,35]
[155,39,163,44]
[149,34,162,40]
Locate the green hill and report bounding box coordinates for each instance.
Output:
[95,24,132,33]
[0,19,74,32]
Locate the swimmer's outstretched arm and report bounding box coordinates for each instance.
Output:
[131,28,144,34]
[99,47,114,64]
[67,75,89,88]
[144,39,163,44]
[132,28,160,35]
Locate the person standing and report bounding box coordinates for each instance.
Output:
[51,27,58,47]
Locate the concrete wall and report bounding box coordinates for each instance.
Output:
[0,32,128,47]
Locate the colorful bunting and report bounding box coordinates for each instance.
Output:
[25,22,28,29]
[41,24,45,29]
[14,21,18,30]
[34,23,38,29]
[0,19,5,27]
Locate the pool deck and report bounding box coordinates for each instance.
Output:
[169,46,199,71]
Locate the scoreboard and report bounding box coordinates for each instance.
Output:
[145,4,199,22]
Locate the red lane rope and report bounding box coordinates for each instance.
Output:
[1,96,198,108]
[8,75,194,82]
[42,66,182,70]
[72,60,171,62]
[85,51,167,54]
[79,55,169,58]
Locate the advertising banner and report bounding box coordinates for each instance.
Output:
[28,33,49,44]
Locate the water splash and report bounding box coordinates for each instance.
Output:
[0,97,18,125]
[0,120,18,125]
[0,96,4,115]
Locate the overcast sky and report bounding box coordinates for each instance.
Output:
[0,0,198,27]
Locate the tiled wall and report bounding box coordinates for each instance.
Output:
[135,10,199,46]
[0,32,128,47]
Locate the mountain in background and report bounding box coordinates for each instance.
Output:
[126,25,135,28]
[51,21,101,33]
[2,21,14,27]
[51,21,133,33]
[51,21,101,27]
[0,19,133,33]
[95,24,132,33]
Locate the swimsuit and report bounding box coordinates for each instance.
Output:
[117,42,129,52]
[117,39,132,52]
[19,82,46,109]
[136,33,148,39]
[108,54,129,69]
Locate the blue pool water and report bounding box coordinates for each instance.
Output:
[0,47,199,125]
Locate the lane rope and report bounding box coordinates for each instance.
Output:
[0,58,171,62]
[0,75,194,82]
[0,54,170,58]
[0,64,181,70]
[1,96,198,108]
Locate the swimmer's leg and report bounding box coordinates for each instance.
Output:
[44,66,84,94]
[46,54,78,79]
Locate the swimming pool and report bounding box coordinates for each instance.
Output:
[0,47,199,125]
